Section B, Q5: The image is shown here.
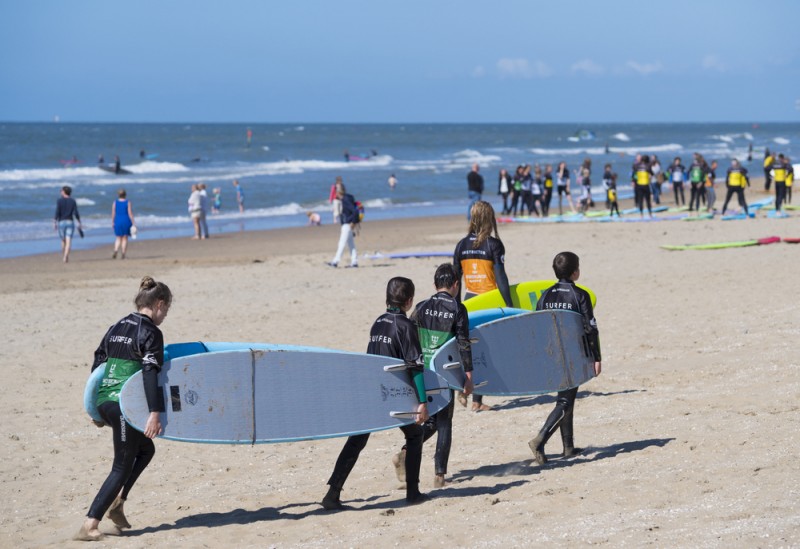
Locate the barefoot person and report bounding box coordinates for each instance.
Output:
[54,185,82,263]
[453,200,512,411]
[75,277,172,541]
[529,252,602,465]
[111,188,135,259]
[322,277,430,510]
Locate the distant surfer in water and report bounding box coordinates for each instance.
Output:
[114,155,121,174]
[529,252,601,465]
[75,276,172,541]
[322,277,430,510]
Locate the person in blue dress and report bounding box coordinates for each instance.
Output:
[112,188,135,259]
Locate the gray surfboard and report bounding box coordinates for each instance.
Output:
[119,348,451,444]
[430,310,595,396]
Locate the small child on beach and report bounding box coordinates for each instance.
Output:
[529,252,602,465]
[306,211,321,226]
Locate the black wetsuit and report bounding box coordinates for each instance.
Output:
[453,233,512,306]
[87,312,164,521]
[543,173,554,216]
[411,291,473,475]
[669,164,687,206]
[721,166,750,215]
[772,159,789,212]
[453,233,511,405]
[534,280,601,450]
[632,161,653,215]
[326,310,426,497]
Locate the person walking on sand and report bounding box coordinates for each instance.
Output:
[396,263,474,489]
[529,252,601,466]
[321,277,430,510]
[326,183,359,268]
[453,200,512,412]
[74,276,172,541]
[467,163,484,220]
[111,188,135,259]
[54,185,82,263]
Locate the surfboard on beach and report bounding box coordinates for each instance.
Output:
[430,310,596,395]
[114,347,451,444]
[463,280,597,313]
[362,251,452,260]
[660,236,781,251]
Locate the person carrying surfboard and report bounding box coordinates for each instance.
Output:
[401,263,475,488]
[322,277,431,510]
[453,200,512,412]
[529,252,602,466]
[75,276,172,542]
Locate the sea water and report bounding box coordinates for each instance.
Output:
[1,122,797,258]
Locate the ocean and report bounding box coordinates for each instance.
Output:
[1,122,797,258]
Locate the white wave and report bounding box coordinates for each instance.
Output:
[774,137,790,145]
[567,137,580,142]
[75,198,96,206]
[121,161,190,174]
[531,146,607,156]
[0,161,189,183]
[612,133,631,142]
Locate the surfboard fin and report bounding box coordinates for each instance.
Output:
[383,364,408,372]
[389,411,420,419]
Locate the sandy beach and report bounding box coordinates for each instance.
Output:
[1,190,799,548]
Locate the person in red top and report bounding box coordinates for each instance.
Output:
[453,200,512,411]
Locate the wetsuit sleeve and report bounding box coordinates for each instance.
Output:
[399,318,426,403]
[453,242,464,303]
[138,324,165,413]
[491,240,512,307]
[455,303,473,372]
[91,325,114,371]
[576,289,602,362]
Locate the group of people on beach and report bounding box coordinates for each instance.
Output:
[76,199,602,541]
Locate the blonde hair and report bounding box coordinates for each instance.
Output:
[134,276,172,310]
[468,201,500,249]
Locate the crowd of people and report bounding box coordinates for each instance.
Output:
[471,150,794,221]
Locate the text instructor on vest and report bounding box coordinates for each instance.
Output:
[467,163,484,220]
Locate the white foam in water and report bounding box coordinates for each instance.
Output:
[774,137,790,145]
[75,198,96,206]
[612,133,631,142]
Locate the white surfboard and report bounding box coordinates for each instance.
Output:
[119,348,451,444]
[430,310,596,395]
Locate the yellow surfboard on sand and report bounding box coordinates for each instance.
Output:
[463,280,597,312]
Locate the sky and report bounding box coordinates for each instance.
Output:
[1,0,799,123]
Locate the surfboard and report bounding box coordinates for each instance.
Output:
[783,237,800,243]
[767,210,790,219]
[84,366,106,423]
[660,236,781,251]
[118,348,451,444]
[721,212,755,220]
[430,310,596,395]
[683,212,714,221]
[363,251,452,260]
[468,307,527,329]
[99,165,132,175]
[463,280,597,313]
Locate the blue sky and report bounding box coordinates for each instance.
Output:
[2,0,798,123]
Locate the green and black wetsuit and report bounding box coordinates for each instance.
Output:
[412,291,472,475]
[87,312,164,521]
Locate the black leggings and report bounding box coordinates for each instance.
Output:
[721,187,748,215]
[327,423,423,491]
[634,185,652,214]
[673,182,685,205]
[543,188,553,216]
[775,182,787,211]
[87,401,155,520]
[421,393,455,475]
[510,191,521,215]
[689,182,703,211]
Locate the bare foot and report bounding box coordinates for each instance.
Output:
[107,497,131,529]
[73,522,103,542]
